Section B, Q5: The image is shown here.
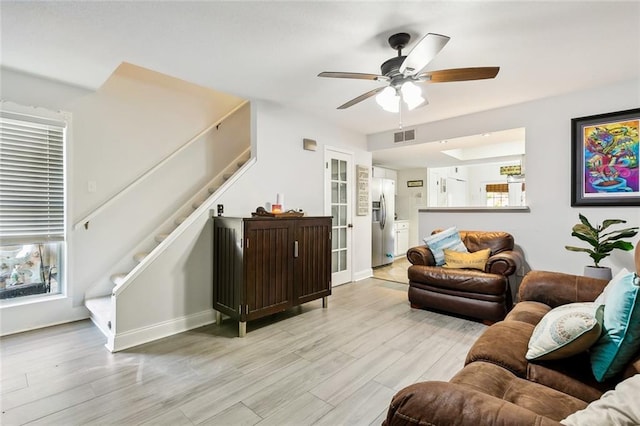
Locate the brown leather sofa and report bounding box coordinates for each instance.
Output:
[384,246,640,425]
[407,230,522,322]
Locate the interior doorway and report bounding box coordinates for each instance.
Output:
[324,148,353,286]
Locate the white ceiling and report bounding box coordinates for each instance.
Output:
[1,1,639,140]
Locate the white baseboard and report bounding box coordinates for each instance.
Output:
[353,268,373,282]
[110,309,217,352]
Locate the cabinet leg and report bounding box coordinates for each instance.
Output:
[322,296,328,309]
[239,321,246,338]
[215,310,222,325]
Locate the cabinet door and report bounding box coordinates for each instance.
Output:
[213,217,243,319]
[244,219,294,320]
[294,217,332,304]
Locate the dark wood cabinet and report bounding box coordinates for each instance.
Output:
[213,216,331,336]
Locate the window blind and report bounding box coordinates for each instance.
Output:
[485,183,509,193]
[0,111,65,244]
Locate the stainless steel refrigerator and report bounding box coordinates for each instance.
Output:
[371,177,395,267]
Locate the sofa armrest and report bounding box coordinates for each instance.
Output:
[384,381,561,426]
[519,270,608,308]
[486,250,522,276]
[406,245,436,266]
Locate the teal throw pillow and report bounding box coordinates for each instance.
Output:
[590,271,640,382]
[423,226,467,266]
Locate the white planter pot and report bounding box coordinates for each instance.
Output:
[584,266,612,281]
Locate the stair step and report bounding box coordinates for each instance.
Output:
[175,216,188,225]
[133,252,148,263]
[155,233,170,243]
[223,173,233,181]
[111,273,127,286]
[208,186,220,194]
[85,295,112,333]
[192,200,204,209]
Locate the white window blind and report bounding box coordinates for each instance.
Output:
[0,111,66,244]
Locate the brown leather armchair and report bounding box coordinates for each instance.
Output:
[407,230,522,322]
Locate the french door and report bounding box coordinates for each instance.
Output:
[324,148,353,286]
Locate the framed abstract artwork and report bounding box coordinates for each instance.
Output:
[571,108,640,206]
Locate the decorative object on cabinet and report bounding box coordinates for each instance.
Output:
[213,216,331,337]
[571,108,639,206]
[251,206,304,218]
[407,180,423,187]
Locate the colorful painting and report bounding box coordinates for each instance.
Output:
[571,109,640,206]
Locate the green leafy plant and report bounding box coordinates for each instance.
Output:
[565,214,638,267]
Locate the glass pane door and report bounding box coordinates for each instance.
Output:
[326,149,352,286]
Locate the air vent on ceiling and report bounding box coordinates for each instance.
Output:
[393,129,416,143]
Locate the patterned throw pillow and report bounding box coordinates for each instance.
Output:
[423,227,467,266]
[590,271,640,382]
[526,302,603,361]
[442,248,491,271]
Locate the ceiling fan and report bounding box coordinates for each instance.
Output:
[318,32,500,112]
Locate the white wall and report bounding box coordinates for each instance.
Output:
[370,78,640,276]
[396,169,427,247]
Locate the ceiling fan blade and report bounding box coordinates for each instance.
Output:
[399,33,450,76]
[337,87,386,109]
[318,71,386,81]
[419,67,500,83]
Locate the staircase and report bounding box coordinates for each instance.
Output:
[85,149,252,346]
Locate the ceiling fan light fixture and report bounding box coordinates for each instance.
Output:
[375,86,400,113]
[401,81,425,110]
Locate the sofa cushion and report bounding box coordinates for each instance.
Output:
[452,361,588,421]
[590,271,640,382]
[526,302,603,361]
[385,380,562,426]
[465,321,533,376]
[505,301,551,325]
[423,226,467,266]
[560,374,640,426]
[408,266,507,296]
[443,248,491,270]
[459,230,514,255]
[526,354,609,403]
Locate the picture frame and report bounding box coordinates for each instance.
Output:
[571,108,640,206]
[356,165,369,216]
[407,180,423,188]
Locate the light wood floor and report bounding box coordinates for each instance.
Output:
[0,278,486,426]
[372,257,411,284]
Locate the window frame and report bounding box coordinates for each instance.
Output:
[0,103,69,304]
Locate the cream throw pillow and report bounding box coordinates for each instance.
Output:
[526,302,603,361]
[442,248,491,270]
[561,374,640,425]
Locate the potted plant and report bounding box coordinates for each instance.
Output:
[565,214,638,280]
